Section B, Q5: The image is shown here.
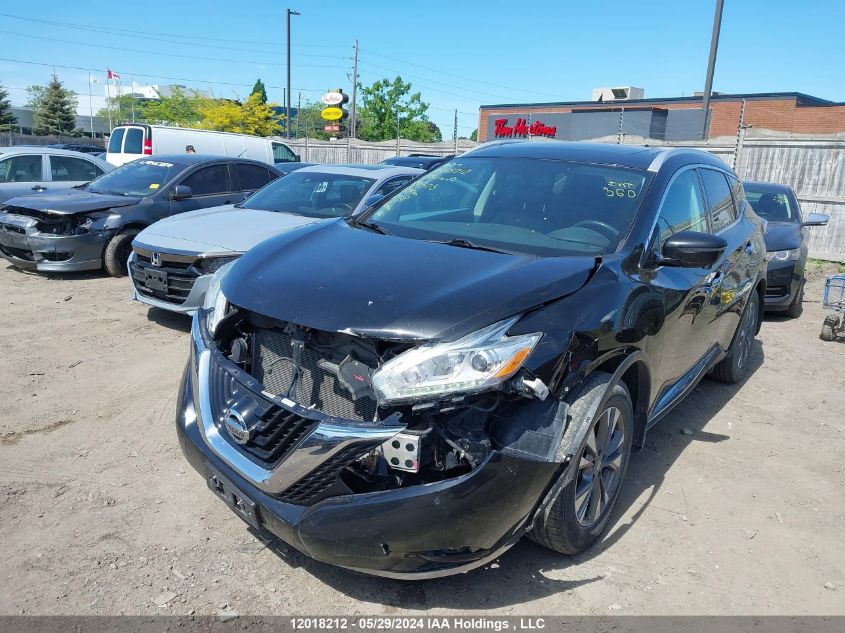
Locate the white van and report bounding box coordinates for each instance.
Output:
[106,124,299,167]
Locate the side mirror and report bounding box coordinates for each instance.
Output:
[660,231,727,268]
[802,212,829,227]
[171,185,193,200]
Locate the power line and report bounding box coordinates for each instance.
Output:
[0,56,325,93]
[360,48,562,101]
[357,61,505,103]
[0,29,351,69]
[0,11,347,48]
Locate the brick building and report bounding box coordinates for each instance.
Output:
[477,92,845,142]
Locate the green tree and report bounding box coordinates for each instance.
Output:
[96,94,142,124]
[356,76,436,142]
[469,129,478,142]
[0,84,16,130]
[142,87,208,127]
[250,79,268,105]
[199,94,281,136]
[32,74,80,135]
[291,101,332,139]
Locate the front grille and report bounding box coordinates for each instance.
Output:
[208,354,317,467]
[253,328,378,421]
[130,259,200,305]
[278,442,378,505]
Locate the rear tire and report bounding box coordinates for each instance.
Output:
[103,228,139,277]
[529,372,633,555]
[820,315,840,342]
[785,279,804,319]
[711,291,760,384]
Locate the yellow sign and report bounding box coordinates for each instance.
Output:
[321,106,344,121]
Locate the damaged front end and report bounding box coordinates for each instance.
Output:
[0,205,115,272]
[176,269,569,578]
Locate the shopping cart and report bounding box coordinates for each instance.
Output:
[820,274,845,341]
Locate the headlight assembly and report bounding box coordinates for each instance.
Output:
[203,261,237,335]
[198,255,240,274]
[766,248,800,262]
[371,316,541,404]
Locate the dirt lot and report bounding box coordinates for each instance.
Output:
[0,261,843,617]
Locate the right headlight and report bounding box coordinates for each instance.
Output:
[371,316,541,404]
[203,260,237,335]
[198,255,240,274]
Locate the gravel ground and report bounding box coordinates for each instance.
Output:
[0,262,843,616]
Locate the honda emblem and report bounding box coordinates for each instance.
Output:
[150,252,162,267]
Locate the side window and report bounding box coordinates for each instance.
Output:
[272,142,296,163]
[726,174,746,218]
[655,169,708,248]
[124,128,143,154]
[700,168,738,232]
[108,128,125,153]
[180,164,230,196]
[235,163,274,191]
[374,176,413,197]
[50,156,103,182]
[0,155,44,183]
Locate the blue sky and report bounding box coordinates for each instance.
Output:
[2,0,844,138]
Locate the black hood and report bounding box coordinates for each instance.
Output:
[2,189,142,216]
[224,219,598,341]
[763,220,801,251]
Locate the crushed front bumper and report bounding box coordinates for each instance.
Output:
[0,212,106,272]
[176,314,559,578]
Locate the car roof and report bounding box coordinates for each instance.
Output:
[0,146,105,158]
[136,153,276,168]
[463,140,726,171]
[743,180,794,194]
[382,155,448,167]
[295,164,424,178]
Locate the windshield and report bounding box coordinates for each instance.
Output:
[86,159,183,197]
[364,157,650,256]
[744,186,796,222]
[241,171,375,218]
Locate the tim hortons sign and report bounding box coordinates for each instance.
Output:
[493,117,557,139]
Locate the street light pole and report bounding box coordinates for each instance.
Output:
[701,0,725,140]
[286,8,300,139]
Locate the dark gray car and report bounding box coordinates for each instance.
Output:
[0,154,281,276]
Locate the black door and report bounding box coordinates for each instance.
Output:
[698,167,755,350]
[646,167,724,414]
[168,163,237,216]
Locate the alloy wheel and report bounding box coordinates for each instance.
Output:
[574,406,626,527]
[736,298,757,370]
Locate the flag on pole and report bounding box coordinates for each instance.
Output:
[107,69,120,80]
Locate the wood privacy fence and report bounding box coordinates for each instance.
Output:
[284,137,475,165]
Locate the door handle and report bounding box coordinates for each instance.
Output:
[31,185,47,191]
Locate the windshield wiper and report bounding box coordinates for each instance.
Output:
[427,238,512,255]
[355,219,392,235]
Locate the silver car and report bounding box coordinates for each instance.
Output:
[129,164,422,315]
[0,146,112,203]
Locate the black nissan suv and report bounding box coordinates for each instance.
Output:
[176,142,767,578]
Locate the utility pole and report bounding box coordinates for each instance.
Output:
[286,8,300,139]
[701,0,725,140]
[350,39,359,139]
[105,68,112,132]
[453,109,458,155]
[130,77,135,123]
[297,91,301,139]
[87,72,95,139]
[617,107,625,144]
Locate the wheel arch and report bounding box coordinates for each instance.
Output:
[592,351,651,449]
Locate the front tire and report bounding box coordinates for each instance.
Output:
[103,228,139,277]
[529,372,633,555]
[785,278,804,319]
[711,290,760,384]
